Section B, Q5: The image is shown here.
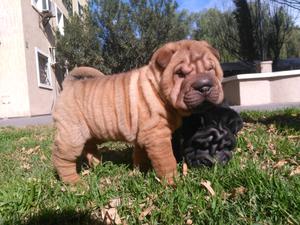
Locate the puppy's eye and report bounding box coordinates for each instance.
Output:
[208,62,215,70]
[176,70,185,78]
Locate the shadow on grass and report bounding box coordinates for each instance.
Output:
[20,209,103,225]
[242,113,300,131]
[100,146,134,166]
[76,145,134,174]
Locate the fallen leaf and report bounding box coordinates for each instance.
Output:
[21,162,31,170]
[138,205,155,221]
[81,169,90,176]
[128,168,141,177]
[25,145,40,155]
[101,207,122,225]
[154,176,161,183]
[40,154,47,161]
[61,186,66,192]
[109,198,121,208]
[268,142,276,155]
[267,124,276,133]
[230,186,247,199]
[221,191,231,200]
[99,177,112,189]
[183,162,188,176]
[139,203,146,209]
[246,142,254,152]
[290,166,300,176]
[186,219,193,224]
[236,147,242,153]
[200,180,215,196]
[273,160,287,169]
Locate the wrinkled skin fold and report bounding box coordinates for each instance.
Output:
[172,101,243,168]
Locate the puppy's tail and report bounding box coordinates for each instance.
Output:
[62,66,105,88]
[67,66,105,81]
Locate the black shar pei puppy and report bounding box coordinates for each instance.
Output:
[172,101,243,168]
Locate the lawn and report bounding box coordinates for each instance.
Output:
[0,108,299,225]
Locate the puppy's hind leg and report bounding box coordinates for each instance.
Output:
[52,128,88,184]
[82,139,102,167]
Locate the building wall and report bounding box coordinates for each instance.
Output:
[21,1,55,116]
[239,80,271,105]
[0,0,86,118]
[21,1,69,116]
[222,70,300,106]
[72,0,88,14]
[222,80,241,105]
[0,0,30,118]
[270,76,300,103]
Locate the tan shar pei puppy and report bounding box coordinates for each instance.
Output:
[52,40,224,185]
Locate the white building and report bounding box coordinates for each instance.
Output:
[0,0,87,118]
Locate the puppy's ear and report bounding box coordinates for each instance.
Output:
[200,40,220,60]
[208,46,220,60]
[151,44,176,69]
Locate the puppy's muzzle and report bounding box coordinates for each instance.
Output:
[192,78,213,96]
[183,74,219,109]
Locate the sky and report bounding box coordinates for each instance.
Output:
[177,0,233,12]
[176,0,300,25]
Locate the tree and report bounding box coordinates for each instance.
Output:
[192,9,239,62]
[56,0,192,74]
[90,0,192,73]
[233,0,256,61]
[55,11,107,72]
[271,0,300,10]
[268,5,294,63]
[193,0,293,65]
[283,27,300,57]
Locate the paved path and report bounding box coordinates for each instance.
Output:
[1,102,300,127]
[0,115,53,128]
[231,102,300,112]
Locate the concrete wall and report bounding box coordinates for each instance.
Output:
[270,76,300,103]
[0,0,30,118]
[21,1,56,116]
[222,80,241,105]
[222,70,300,106]
[0,1,71,118]
[239,80,271,105]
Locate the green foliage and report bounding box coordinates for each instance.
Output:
[283,27,300,58]
[193,0,294,63]
[56,0,299,70]
[92,0,192,73]
[56,0,192,74]
[267,5,294,62]
[233,0,256,61]
[55,11,107,72]
[192,9,239,62]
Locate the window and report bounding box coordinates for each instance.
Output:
[78,2,84,16]
[31,0,51,12]
[35,48,52,89]
[56,7,65,35]
[62,0,73,16]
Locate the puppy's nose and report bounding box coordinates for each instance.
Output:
[193,79,213,95]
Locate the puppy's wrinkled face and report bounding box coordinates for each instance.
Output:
[151,40,224,115]
[172,103,243,168]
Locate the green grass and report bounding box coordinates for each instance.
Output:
[0,108,300,225]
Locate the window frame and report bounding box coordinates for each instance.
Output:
[78,1,84,16]
[34,47,53,90]
[31,0,50,12]
[55,4,65,35]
